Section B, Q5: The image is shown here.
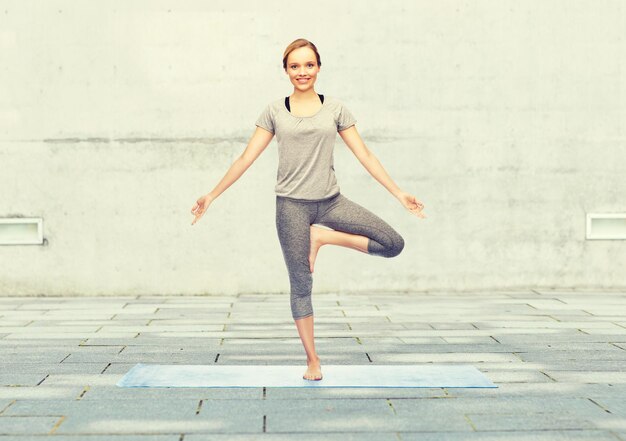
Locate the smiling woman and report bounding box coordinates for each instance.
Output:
[190,37,426,382]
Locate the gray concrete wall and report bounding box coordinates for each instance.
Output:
[1,0,625,296]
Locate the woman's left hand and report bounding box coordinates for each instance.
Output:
[396,191,426,218]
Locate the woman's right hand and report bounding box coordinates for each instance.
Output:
[191,194,214,225]
[396,191,426,219]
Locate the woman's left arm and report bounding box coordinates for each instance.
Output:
[338,126,426,218]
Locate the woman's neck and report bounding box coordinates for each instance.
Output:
[290,89,319,102]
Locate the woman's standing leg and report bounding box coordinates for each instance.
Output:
[275,196,322,380]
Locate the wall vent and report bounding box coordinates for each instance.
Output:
[0,217,44,245]
[586,213,626,240]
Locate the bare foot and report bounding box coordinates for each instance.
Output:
[309,225,324,273]
[303,355,322,380]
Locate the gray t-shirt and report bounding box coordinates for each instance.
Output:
[255,95,357,201]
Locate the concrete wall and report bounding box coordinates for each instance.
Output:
[1,0,625,296]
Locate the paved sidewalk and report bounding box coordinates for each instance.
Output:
[1,290,625,440]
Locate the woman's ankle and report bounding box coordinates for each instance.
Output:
[307,354,320,363]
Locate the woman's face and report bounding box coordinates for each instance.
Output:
[285,47,320,92]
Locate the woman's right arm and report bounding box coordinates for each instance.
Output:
[191,126,274,224]
[207,126,274,201]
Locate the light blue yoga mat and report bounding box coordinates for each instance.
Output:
[116,363,498,388]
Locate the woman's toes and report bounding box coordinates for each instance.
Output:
[303,361,322,381]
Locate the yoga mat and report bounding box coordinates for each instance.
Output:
[116,363,498,388]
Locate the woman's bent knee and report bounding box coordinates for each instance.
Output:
[368,231,405,258]
[385,233,405,258]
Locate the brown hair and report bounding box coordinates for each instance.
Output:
[282,38,322,71]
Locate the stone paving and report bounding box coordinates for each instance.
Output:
[0,289,625,440]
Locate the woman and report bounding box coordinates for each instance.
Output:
[191,38,426,381]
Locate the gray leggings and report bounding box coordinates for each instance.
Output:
[275,192,405,320]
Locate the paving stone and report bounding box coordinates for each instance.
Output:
[219,337,359,347]
[371,352,521,363]
[390,396,607,418]
[82,385,261,400]
[0,436,178,441]
[346,323,413,330]
[581,328,626,335]
[1,353,69,363]
[215,353,371,364]
[0,416,61,435]
[591,397,626,416]
[363,336,431,344]
[493,334,626,344]
[0,374,48,386]
[0,362,112,374]
[444,382,626,398]
[0,321,33,326]
[0,339,86,347]
[3,345,125,354]
[56,413,260,435]
[363,343,525,353]
[118,344,223,354]
[397,329,586,338]
[543,371,626,383]
[0,385,87,400]
[512,342,624,351]
[97,325,225,333]
[266,387,447,399]
[27,320,151,326]
[35,374,121,387]
[504,360,626,371]
[549,314,626,321]
[153,306,229,314]
[79,338,219,346]
[225,322,349,331]
[0,312,49,320]
[440,336,497,344]
[467,413,596,431]
[266,411,473,432]
[16,304,124,312]
[218,342,362,353]
[4,398,200,418]
[106,363,175,375]
[473,321,623,329]
[516,350,626,362]
[61,352,220,363]
[197,398,471,432]
[3,333,137,339]
[0,399,14,412]
[155,303,231,310]
[477,369,552,383]
[399,429,622,440]
[185,434,399,441]
[534,289,626,295]
[429,322,484,330]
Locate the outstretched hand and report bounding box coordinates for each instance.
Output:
[396,191,426,218]
[190,194,214,225]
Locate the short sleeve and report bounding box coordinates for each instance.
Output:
[255,104,275,134]
[337,102,357,131]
